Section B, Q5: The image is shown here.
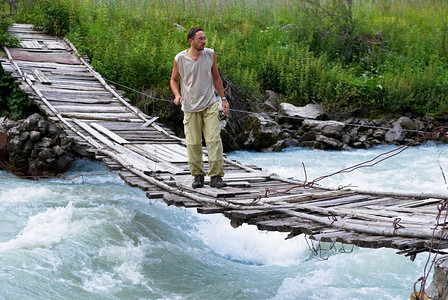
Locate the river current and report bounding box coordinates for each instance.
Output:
[1,144,446,299]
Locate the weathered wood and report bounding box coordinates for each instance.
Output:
[31,69,51,84]
[90,123,129,145]
[20,40,42,49]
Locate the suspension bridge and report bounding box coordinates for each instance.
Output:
[1,24,448,262]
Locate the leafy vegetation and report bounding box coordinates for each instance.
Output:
[0,14,19,47]
[0,67,39,120]
[0,12,37,119]
[4,0,448,118]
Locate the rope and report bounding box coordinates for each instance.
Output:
[104,77,427,134]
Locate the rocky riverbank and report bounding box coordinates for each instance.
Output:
[0,114,84,177]
[229,91,444,152]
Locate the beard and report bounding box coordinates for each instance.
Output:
[194,43,205,51]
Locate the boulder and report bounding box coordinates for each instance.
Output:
[316,134,340,149]
[303,120,345,136]
[263,90,281,112]
[23,113,40,131]
[385,123,406,143]
[242,114,281,150]
[427,255,448,300]
[29,131,41,142]
[279,103,324,120]
[396,116,416,130]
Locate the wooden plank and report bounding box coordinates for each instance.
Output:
[197,206,226,214]
[51,71,94,77]
[54,105,127,113]
[396,198,444,208]
[36,83,106,91]
[125,144,188,175]
[32,69,51,84]
[61,112,142,122]
[141,116,159,127]
[137,143,195,163]
[9,49,81,64]
[90,122,129,145]
[20,40,42,49]
[43,40,67,50]
[175,176,236,198]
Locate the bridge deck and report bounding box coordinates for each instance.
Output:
[2,24,447,257]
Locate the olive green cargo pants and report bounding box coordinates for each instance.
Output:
[183,102,225,177]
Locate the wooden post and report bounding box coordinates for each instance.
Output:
[0,132,7,163]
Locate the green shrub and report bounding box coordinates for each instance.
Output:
[0,68,39,120]
[35,0,70,36]
[9,0,448,118]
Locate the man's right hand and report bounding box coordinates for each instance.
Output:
[174,95,182,105]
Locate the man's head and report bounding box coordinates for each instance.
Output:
[188,27,206,51]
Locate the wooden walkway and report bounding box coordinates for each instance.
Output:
[2,24,448,257]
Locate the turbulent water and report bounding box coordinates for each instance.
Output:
[1,144,446,299]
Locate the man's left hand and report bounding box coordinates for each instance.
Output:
[222,99,229,117]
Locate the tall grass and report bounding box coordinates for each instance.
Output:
[7,0,448,117]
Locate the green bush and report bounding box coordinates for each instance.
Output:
[0,14,19,47]
[0,68,39,120]
[9,0,448,118]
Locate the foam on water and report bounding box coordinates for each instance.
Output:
[227,143,448,194]
[191,213,309,267]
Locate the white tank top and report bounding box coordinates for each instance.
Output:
[174,48,217,112]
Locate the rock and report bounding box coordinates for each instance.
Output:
[321,122,345,138]
[242,114,281,150]
[46,158,59,169]
[303,119,345,134]
[53,145,65,156]
[427,255,448,300]
[36,137,53,148]
[58,155,74,172]
[46,123,59,135]
[173,23,186,32]
[263,90,281,112]
[19,132,29,142]
[373,129,385,140]
[29,131,41,142]
[341,134,351,145]
[279,103,324,120]
[38,119,49,133]
[299,131,317,142]
[396,116,416,130]
[23,113,40,131]
[7,137,21,153]
[316,134,340,149]
[22,140,34,154]
[385,123,406,142]
[38,149,55,160]
[4,120,18,130]
[284,138,299,148]
[341,144,352,151]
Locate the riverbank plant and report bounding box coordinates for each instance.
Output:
[5,0,448,118]
[0,13,37,119]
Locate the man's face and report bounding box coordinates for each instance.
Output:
[190,31,206,51]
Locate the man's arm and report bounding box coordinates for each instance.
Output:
[170,59,182,105]
[211,53,229,116]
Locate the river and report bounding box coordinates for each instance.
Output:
[0,144,445,299]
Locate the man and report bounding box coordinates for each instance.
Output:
[170,27,229,188]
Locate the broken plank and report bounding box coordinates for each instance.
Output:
[32,69,51,84]
[90,122,129,145]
